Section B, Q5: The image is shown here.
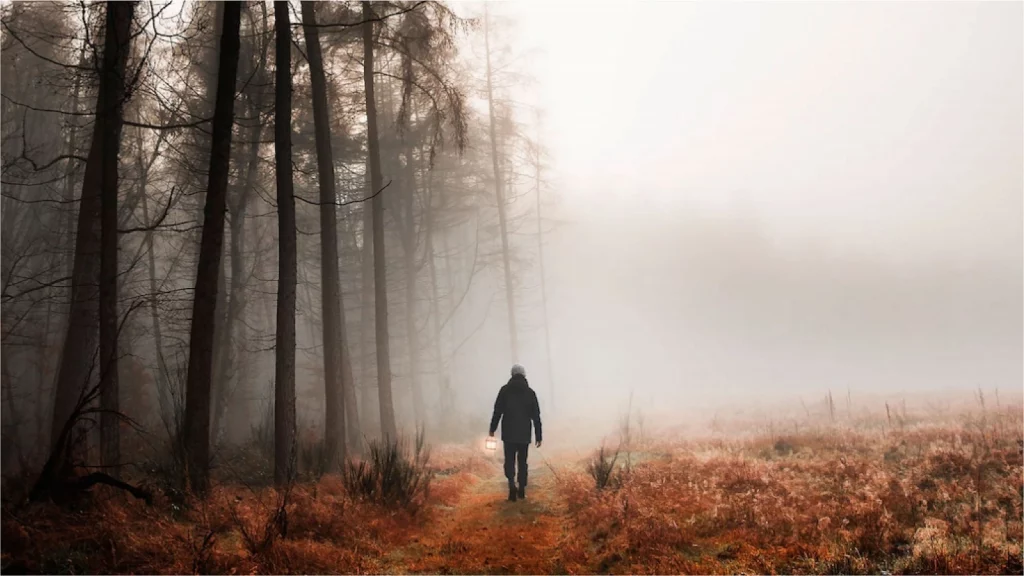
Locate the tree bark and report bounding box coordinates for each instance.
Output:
[182,0,242,495]
[273,0,297,486]
[358,173,377,436]
[140,191,172,432]
[51,1,134,461]
[483,6,518,363]
[424,159,452,416]
[301,0,351,468]
[210,105,262,447]
[401,144,424,427]
[362,1,396,440]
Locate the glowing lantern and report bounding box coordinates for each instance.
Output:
[485,437,497,451]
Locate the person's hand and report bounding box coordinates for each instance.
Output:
[536,440,542,448]
[488,432,494,438]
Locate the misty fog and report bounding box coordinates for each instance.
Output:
[1,0,1020,477]
[1,1,1022,573]
[456,0,1023,428]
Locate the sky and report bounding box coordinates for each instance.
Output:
[488,0,1023,268]
[446,1,1023,416]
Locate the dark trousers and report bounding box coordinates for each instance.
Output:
[503,442,529,487]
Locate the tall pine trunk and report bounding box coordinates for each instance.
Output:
[423,160,452,415]
[483,6,518,363]
[400,143,423,427]
[273,0,298,486]
[98,1,135,473]
[358,178,377,435]
[362,1,396,439]
[210,94,263,445]
[534,133,556,414]
[140,190,172,431]
[301,1,351,467]
[182,0,242,494]
[51,1,133,455]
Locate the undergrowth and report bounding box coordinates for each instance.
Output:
[558,407,1024,575]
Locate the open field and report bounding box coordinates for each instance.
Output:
[2,398,1021,574]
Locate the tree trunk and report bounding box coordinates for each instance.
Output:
[140,191,173,433]
[51,1,134,460]
[99,0,133,475]
[273,0,298,487]
[534,134,556,414]
[401,144,424,427]
[423,160,452,416]
[358,176,377,436]
[44,45,88,450]
[182,0,242,495]
[362,1,397,440]
[301,0,351,468]
[210,113,261,446]
[483,6,518,363]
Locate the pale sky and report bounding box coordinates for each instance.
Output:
[444,1,1023,412]
[483,0,1023,268]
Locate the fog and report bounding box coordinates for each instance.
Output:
[0,0,1020,474]
[454,0,1022,426]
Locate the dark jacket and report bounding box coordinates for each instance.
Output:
[489,374,542,444]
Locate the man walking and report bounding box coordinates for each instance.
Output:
[489,364,543,502]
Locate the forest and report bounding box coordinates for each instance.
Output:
[1,1,1022,574]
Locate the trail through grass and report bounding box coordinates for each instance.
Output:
[382,453,569,574]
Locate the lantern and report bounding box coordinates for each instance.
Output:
[485,437,497,451]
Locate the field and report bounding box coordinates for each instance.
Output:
[2,397,1021,574]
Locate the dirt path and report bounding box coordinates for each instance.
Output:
[383,457,570,574]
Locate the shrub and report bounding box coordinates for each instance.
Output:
[342,430,431,512]
[586,444,621,490]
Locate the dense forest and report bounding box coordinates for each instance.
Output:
[0,0,556,486]
[1,2,1021,574]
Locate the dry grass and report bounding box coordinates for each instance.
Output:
[0,444,488,575]
[2,402,1020,574]
[558,407,1023,575]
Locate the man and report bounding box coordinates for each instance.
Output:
[489,364,543,502]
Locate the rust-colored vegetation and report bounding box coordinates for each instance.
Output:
[3,400,1021,574]
[558,402,1023,575]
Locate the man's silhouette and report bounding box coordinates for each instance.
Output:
[489,364,543,502]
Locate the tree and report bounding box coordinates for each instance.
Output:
[273,0,297,486]
[530,117,556,414]
[182,0,242,494]
[210,0,270,449]
[95,1,135,473]
[50,1,135,461]
[300,0,352,469]
[363,0,397,440]
[483,5,518,363]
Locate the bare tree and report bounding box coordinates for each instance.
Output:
[530,118,556,413]
[97,0,136,474]
[300,0,352,468]
[273,0,297,486]
[182,0,242,494]
[363,0,397,440]
[49,0,133,459]
[483,5,518,363]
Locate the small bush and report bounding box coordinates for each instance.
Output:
[342,430,431,512]
[586,444,621,490]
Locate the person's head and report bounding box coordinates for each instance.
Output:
[510,364,526,377]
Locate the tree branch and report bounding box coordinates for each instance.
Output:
[293,179,392,208]
[117,186,175,234]
[292,1,427,29]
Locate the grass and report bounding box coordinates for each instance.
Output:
[557,406,1023,575]
[1,400,1020,574]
